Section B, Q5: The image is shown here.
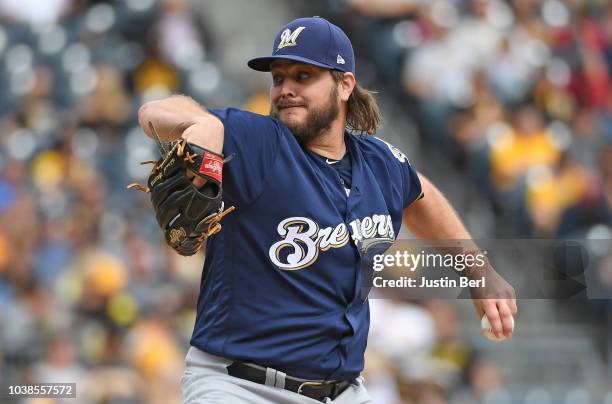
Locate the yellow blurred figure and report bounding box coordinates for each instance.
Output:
[0,229,9,270]
[127,320,183,380]
[490,105,561,190]
[135,58,180,94]
[31,150,66,191]
[82,250,128,297]
[526,159,589,233]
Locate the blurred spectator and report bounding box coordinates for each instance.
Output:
[568,108,607,170]
[489,104,561,191]
[158,0,206,69]
[134,53,180,97]
[81,64,130,128]
[558,146,612,237]
[525,154,588,233]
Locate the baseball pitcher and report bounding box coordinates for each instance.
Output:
[132,17,517,404]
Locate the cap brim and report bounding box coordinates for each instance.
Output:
[247,55,335,72]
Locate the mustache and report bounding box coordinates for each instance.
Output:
[275,99,306,109]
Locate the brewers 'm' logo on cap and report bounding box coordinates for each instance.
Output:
[277,26,306,50]
[248,17,355,74]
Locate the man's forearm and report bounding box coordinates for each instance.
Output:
[138,95,224,154]
[403,173,496,281]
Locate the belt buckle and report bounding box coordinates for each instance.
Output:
[297,380,328,395]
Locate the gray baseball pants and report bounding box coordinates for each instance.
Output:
[181,347,374,404]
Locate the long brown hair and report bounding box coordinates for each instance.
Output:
[331,70,381,135]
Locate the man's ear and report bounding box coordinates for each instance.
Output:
[338,72,356,102]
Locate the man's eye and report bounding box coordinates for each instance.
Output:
[297,72,310,80]
[272,75,283,85]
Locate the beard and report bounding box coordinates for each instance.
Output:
[271,86,340,145]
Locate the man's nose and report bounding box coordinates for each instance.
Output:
[278,79,297,98]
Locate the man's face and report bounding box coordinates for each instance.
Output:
[269,61,340,145]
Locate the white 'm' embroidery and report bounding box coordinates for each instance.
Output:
[277,27,306,50]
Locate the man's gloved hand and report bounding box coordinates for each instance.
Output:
[128,123,234,256]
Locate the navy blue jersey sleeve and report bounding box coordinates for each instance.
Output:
[375,137,422,209]
[208,108,281,206]
[401,158,422,208]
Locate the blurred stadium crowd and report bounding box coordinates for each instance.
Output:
[334,0,612,239]
[0,0,610,403]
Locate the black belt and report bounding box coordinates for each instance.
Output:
[227,361,352,402]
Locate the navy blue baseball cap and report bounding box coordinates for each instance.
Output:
[247,17,355,74]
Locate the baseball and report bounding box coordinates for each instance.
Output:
[481,314,514,341]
